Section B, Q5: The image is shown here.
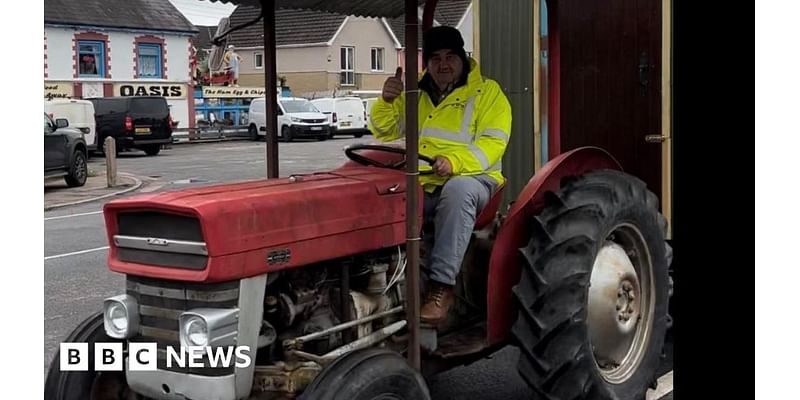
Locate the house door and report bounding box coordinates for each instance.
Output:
[548,0,663,200]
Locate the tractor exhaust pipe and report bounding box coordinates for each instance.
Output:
[288,320,408,365]
[283,306,404,349]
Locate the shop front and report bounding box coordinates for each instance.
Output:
[44,81,193,129]
[195,86,288,126]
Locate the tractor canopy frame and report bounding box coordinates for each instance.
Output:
[209,0,437,370]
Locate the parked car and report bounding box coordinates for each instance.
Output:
[87,96,173,156]
[248,97,330,142]
[44,99,97,155]
[44,113,87,187]
[310,97,368,138]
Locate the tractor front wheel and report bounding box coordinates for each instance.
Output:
[44,313,140,400]
[511,169,670,400]
[300,348,430,400]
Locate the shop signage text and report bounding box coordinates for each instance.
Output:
[45,82,74,100]
[114,83,187,99]
[202,87,271,98]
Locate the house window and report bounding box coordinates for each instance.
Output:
[371,48,384,72]
[255,52,264,69]
[137,44,162,78]
[340,46,355,86]
[78,41,105,77]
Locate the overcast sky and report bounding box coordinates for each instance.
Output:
[167,0,236,26]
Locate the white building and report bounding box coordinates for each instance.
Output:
[44,0,198,128]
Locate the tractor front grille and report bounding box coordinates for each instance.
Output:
[118,212,203,241]
[126,275,240,376]
[115,211,208,270]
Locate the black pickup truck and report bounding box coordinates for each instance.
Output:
[44,113,87,187]
[87,96,173,156]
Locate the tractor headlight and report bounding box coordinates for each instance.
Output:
[180,309,239,348]
[103,295,139,339]
[184,317,209,347]
[109,303,128,331]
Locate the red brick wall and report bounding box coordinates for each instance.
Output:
[44,31,48,79]
[187,38,196,129]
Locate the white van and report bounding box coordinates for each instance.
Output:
[362,97,378,126]
[310,97,368,138]
[248,97,330,142]
[44,99,97,154]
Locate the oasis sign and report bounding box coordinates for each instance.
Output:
[114,83,187,99]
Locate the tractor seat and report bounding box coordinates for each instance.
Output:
[474,184,505,230]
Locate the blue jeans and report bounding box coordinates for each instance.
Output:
[422,175,497,286]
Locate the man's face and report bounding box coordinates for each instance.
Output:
[428,49,464,90]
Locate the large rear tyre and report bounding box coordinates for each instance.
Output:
[300,348,430,400]
[44,313,140,400]
[511,169,670,400]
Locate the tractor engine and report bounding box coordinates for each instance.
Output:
[264,249,405,356]
[248,249,407,396]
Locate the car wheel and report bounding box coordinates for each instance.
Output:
[64,150,88,187]
[282,126,293,142]
[143,145,161,156]
[249,124,259,141]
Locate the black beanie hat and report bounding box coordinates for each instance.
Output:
[423,26,468,67]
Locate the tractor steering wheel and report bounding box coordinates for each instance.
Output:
[345,144,436,174]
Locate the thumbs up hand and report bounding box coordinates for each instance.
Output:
[382,67,404,103]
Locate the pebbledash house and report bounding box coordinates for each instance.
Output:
[44,0,199,129]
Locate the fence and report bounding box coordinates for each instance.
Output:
[170,125,252,143]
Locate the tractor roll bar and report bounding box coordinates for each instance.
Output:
[254,0,438,371]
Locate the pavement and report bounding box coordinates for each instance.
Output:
[42,133,305,210]
[44,167,144,211]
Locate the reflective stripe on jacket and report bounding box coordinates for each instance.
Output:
[368,58,512,192]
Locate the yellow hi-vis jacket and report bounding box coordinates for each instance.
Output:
[368,58,512,192]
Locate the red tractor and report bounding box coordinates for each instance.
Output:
[45,145,671,400]
[45,1,672,399]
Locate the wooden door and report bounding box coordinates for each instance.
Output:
[548,0,663,199]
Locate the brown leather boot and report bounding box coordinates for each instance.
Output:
[420,281,454,324]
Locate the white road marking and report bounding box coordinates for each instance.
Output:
[44,246,109,261]
[646,370,674,400]
[44,210,103,221]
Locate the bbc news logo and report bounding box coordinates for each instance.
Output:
[60,343,252,371]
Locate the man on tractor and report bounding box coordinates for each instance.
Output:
[369,26,513,324]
